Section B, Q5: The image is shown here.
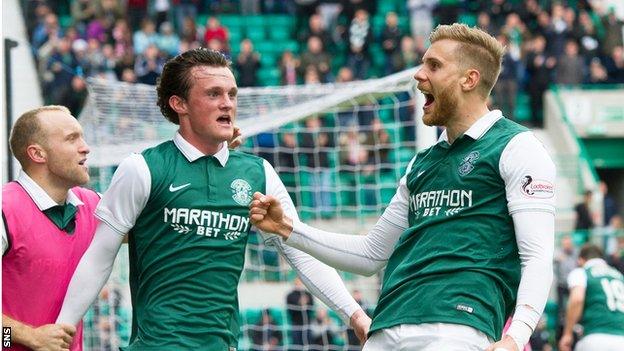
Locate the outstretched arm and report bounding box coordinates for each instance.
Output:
[250,158,414,276]
[258,160,372,342]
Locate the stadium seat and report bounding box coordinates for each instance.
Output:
[268,27,292,41]
[259,53,278,67]
[219,15,245,29]
[246,26,266,42]
[245,15,265,28]
[257,68,280,86]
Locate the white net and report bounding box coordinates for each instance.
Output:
[80,68,428,350]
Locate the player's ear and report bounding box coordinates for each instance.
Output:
[460,69,480,92]
[169,95,187,115]
[26,144,47,165]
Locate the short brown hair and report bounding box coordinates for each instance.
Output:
[156,48,231,124]
[579,244,604,261]
[9,105,70,168]
[429,23,505,97]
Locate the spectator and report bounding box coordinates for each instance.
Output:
[71,0,97,32]
[277,131,297,200]
[250,309,283,351]
[599,181,619,226]
[364,117,391,171]
[235,39,261,87]
[547,3,570,57]
[111,18,133,58]
[347,9,372,80]
[525,35,555,127]
[486,0,515,30]
[59,75,89,116]
[493,34,520,120]
[299,115,334,215]
[299,14,334,54]
[574,190,595,243]
[279,51,299,85]
[126,0,149,31]
[380,12,401,76]
[286,277,314,349]
[85,15,109,44]
[574,10,601,60]
[98,0,125,25]
[156,21,180,58]
[152,0,171,30]
[134,44,165,85]
[407,0,438,41]
[604,46,624,83]
[299,36,332,82]
[133,18,158,55]
[477,11,495,36]
[585,57,609,84]
[203,17,229,50]
[84,39,115,78]
[44,37,80,104]
[32,13,62,52]
[174,0,199,37]
[339,127,368,170]
[120,67,138,83]
[114,51,136,81]
[601,8,624,57]
[180,16,199,43]
[555,40,586,85]
[310,308,340,351]
[391,36,422,74]
[606,217,624,274]
[554,235,578,323]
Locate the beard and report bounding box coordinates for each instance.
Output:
[422,83,460,127]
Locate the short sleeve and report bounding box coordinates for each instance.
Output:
[567,267,587,289]
[95,153,151,235]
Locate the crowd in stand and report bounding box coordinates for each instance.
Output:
[24,0,624,125]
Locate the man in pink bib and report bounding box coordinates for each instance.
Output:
[2,105,99,351]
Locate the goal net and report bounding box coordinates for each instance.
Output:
[79,67,430,350]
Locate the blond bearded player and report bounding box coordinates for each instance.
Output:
[250,24,556,351]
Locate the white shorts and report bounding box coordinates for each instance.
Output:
[575,333,624,351]
[362,323,493,351]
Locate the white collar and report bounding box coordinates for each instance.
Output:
[583,258,606,268]
[173,132,229,166]
[16,171,84,211]
[438,110,503,144]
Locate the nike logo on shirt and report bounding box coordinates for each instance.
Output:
[169,183,191,192]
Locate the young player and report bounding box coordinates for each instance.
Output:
[56,48,370,350]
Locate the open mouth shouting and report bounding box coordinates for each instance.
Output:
[421,90,435,112]
[217,115,232,126]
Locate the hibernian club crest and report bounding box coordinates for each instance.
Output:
[458,151,480,177]
[231,179,252,206]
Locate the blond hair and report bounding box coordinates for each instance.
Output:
[9,105,71,168]
[429,23,505,97]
